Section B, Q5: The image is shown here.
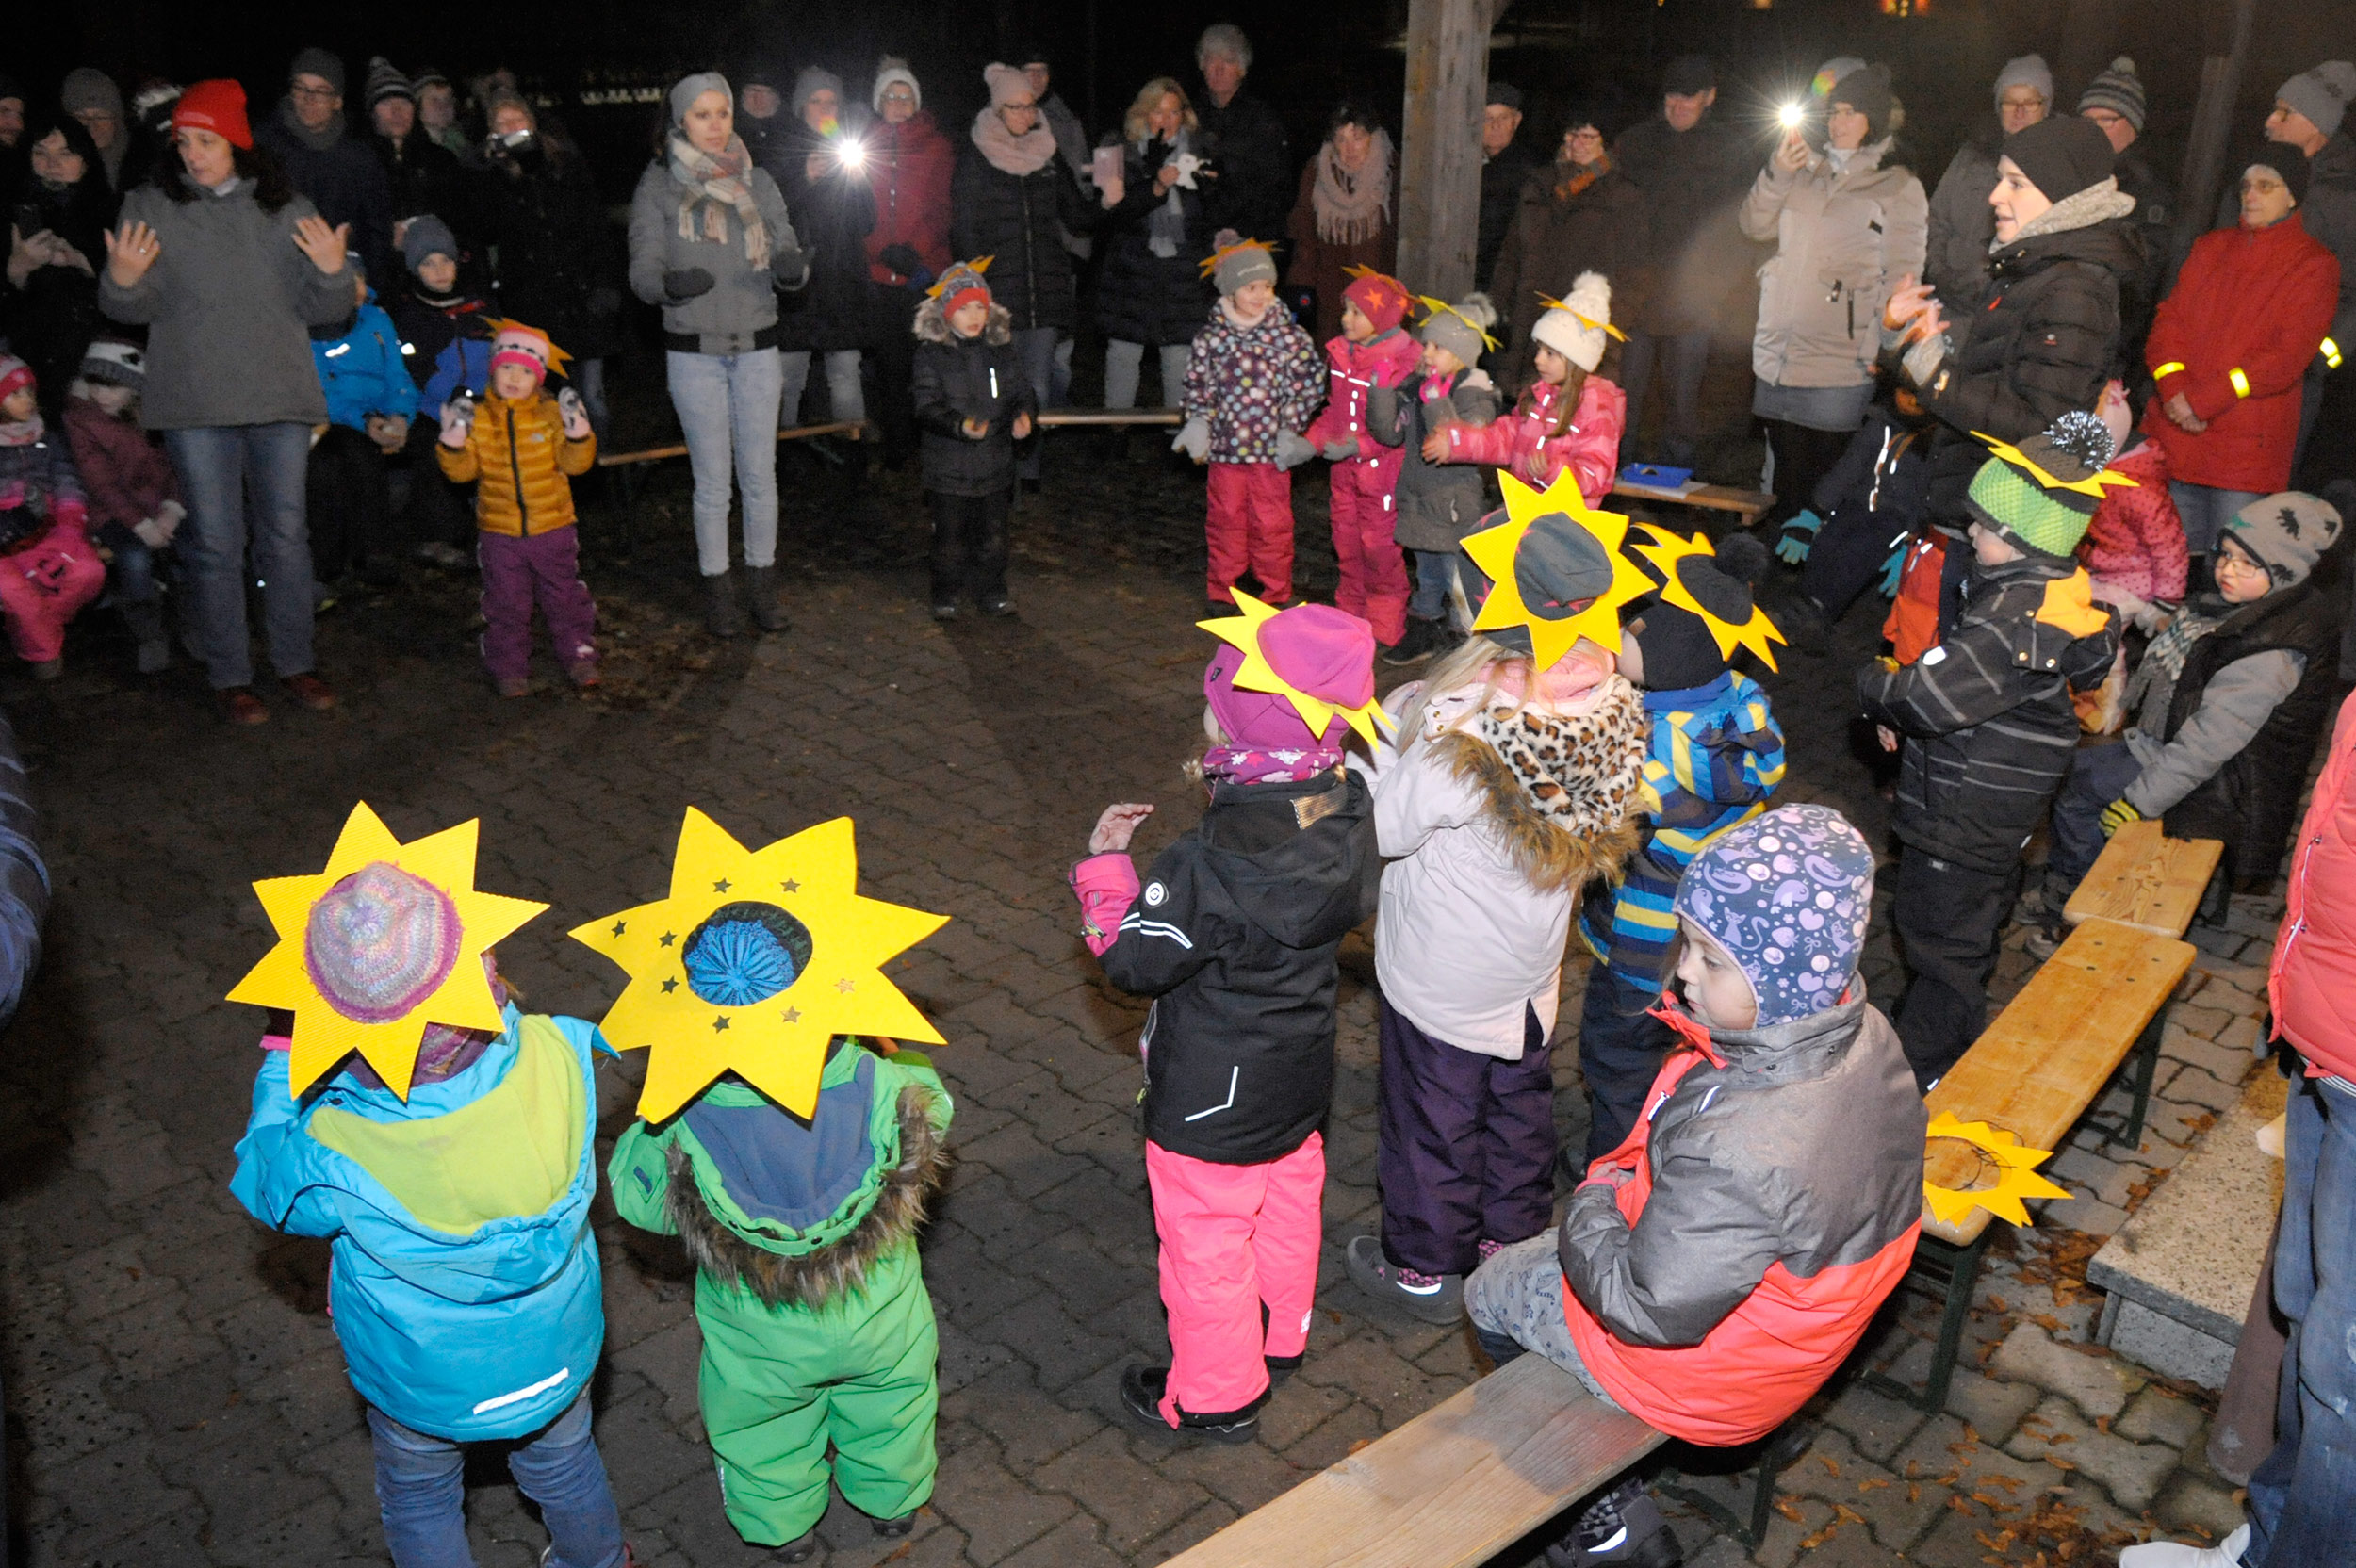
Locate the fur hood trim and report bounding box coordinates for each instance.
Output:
[1432,678,1648,892]
[914,294,1015,345]
[665,1084,952,1311]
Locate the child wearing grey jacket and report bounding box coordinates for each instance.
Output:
[1367,295,1502,665]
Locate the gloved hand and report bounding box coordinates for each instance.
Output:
[438,392,476,449]
[1170,417,1211,463]
[770,243,811,290]
[1775,508,1825,565]
[1321,436,1360,463]
[1877,537,1909,597]
[878,242,922,279]
[556,387,592,441]
[1275,430,1317,471]
[2099,797,2143,838]
[662,267,715,302]
[138,498,186,548]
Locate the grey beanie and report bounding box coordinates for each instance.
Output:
[1418,293,1497,367]
[669,72,732,127]
[60,68,124,122]
[2225,493,2344,589]
[2077,57,2147,134]
[1213,242,1278,295]
[401,215,459,273]
[290,46,347,96]
[364,57,415,109]
[2279,61,2356,139]
[792,67,843,120]
[79,337,146,388]
[1993,53,2053,107]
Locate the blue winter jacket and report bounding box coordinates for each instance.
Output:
[230,1006,607,1441]
[310,297,419,433]
[423,335,495,416]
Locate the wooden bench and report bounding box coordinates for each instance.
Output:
[1608,478,1776,531]
[1865,916,2198,1412]
[2062,819,2224,939]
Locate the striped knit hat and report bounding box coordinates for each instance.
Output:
[1965,413,2119,560]
[304,863,464,1024]
[2077,57,2147,135]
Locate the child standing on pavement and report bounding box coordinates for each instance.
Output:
[1430,270,1625,505]
[1367,293,1502,664]
[0,355,106,681]
[1173,240,1326,612]
[912,258,1037,620]
[1303,268,1423,653]
[60,338,182,675]
[435,320,600,695]
[1073,596,1383,1442]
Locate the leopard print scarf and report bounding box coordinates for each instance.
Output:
[1432,676,1649,891]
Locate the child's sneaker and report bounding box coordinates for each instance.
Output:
[774,1531,817,1564]
[1544,1478,1682,1566]
[567,662,602,691]
[2023,922,2066,961]
[1116,1364,1259,1444]
[496,677,531,699]
[874,1514,918,1539]
[1346,1234,1464,1324]
[2118,1524,2249,1567]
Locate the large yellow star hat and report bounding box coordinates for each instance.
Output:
[226,803,548,1100]
[1198,592,1390,747]
[571,810,948,1122]
[1630,523,1789,673]
[1459,469,1652,667]
[1922,1113,2073,1229]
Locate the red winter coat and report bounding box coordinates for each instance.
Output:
[864,112,956,287]
[1304,327,1421,491]
[2270,687,2356,1082]
[2075,439,2187,608]
[59,396,178,534]
[1439,372,1625,503]
[2144,215,2339,493]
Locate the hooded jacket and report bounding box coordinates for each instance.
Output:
[390,283,493,394]
[910,295,1036,497]
[1440,372,1626,503]
[1304,326,1422,485]
[1180,297,1325,465]
[310,295,418,432]
[1369,367,1503,552]
[228,1008,607,1441]
[1741,139,1927,392]
[435,388,595,535]
[1073,769,1380,1165]
[2270,687,2356,1082]
[1857,553,2119,874]
[1489,161,1645,384]
[1559,996,1924,1446]
[950,141,1093,335]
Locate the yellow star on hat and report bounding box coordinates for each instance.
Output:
[1632,524,1790,673]
[226,803,548,1100]
[1972,431,2139,499]
[571,810,948,1122]
[1460,469,1652,668]
[1198,591,1391,746]
[1922,1113,2073,1229]
[1414,294,1500,352]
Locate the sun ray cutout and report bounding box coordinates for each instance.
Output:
[1631,523,1790,673]
[1459,469,1652,667]
[225,803,548,1100]
[1922,1113,2073,1229]
[1972,432,2140,498]
[571,810,949,1123]
[1198,592,1392,745]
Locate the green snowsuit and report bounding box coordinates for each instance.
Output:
[609,1040,952,1545]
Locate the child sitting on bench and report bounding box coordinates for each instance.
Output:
[1466,804,1925,1568]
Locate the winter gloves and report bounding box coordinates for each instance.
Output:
[438,392,476,449]
[1321,437,1360,463]
[1171,417,1211,463]
[1275,431,1318,471]
[2100,797,2143,837]
[557,387,592,442]
[132,498,185,550]
[1776,509,1824,565]
[662,267,715,302]
[770,243,811,291]
[1170,426,1325,466]
[1877,537,1909,597]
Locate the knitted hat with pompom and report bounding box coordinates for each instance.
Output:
[1966,411,2117,560]
[1530,271,1614,372]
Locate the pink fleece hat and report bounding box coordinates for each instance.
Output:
[1203,603,1377,749]
[1341,268,1413,334]
[487,320,568,386]
[0,355,33,406]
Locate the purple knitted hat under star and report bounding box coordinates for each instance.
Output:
[1671,805,1873,1026]
[1203,603,1376,750]
[303,862,463,1023]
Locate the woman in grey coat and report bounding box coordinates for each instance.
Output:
[629,73,810,636]
[98,79,358,726]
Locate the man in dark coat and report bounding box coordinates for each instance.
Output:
[1611,55,1756,468]
[1476,84,1534,291]
[362,58,468,252]
[2075,57,2172,370]
[1192,24,1292,244]
[256,47,398,286]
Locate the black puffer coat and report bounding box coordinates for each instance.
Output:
[1094,138,1214,348]
[1092,769,1381,1166]
[1857,554,2119,874]
[910,296,1038,497]
[1193,90,1292,245]
[474,132,624,361]
[950,144,1092,335]
[2163,582,2344,885]
[774,128,878,354]
[1612,113,1760,337]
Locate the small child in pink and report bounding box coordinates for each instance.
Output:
[1432,271,1625,504]
[1303,270,1423,649]
[1072,598,1383,1442]
[0,356,106,679]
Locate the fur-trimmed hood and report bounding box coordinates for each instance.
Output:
[913,293,1014,345]
[1431,677,1648,891]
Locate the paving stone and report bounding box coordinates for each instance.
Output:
[2115,1384,2210,1451]
[1989,1323,2136,1418]
[2153,1474,2249,1540]
[2002,1396,2181,1511]
[1942,1366,2043,1446]
[1816,1375,1929,1464]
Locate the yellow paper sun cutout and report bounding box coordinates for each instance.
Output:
[1414,294,1499,352]
[1460,469,1652,667]
[571,810,948,1122]
[226,802,548,1101]
[1972,431,2140,499]
[1534,290,1628,342]
[1922,1112,2073,1229]
[1632,524,1790,674]
[1198,591,1392,746]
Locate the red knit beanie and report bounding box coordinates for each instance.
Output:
[1342,269,1413,334]
[0,355,34,406]
[173,79,254,150]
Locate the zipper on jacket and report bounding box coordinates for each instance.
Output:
[506,406,530,536]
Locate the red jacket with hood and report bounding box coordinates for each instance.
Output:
[1440,372,1625,505]
[2269,687,2356,1082]
[864,112,956,287]
[1304,327,1422,493]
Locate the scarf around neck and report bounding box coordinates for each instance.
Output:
[1312,128,1394,247]
[972,106,1056,176]
[0,412,42,449]
[1141,131,1193,258]
[2126,596,2226,727]
[275,99,347,153]
[1551,151,1612,204]
[1203,744,1343,785]
[667,132,771,268]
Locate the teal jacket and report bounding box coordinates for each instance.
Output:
[230,1007,607,1441]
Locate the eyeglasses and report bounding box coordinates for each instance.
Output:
[880,90,918,105]
[291,83,338,101]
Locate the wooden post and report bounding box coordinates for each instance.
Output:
[2174,0,2258,254]
[1397,0,1510,298]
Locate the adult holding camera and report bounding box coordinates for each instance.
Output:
[773,70,876,435]
[1095,77,1214,413]
[5,113,117,409]
[477,90,623,439]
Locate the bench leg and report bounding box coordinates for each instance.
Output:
[1864,1230,1990,1413]
[2117,1004,2166,1152]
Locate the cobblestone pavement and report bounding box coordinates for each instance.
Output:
[0,439,2278,1565]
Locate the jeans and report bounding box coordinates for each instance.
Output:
[366,1393,625,1568]
[778,349,865,430]
[1010,327,1058,481]
[2246,1074,2356,1566]
[1408,548,1459,625]
[2041,743,2146,907]
[666,348,783,576]
[1464,1233,1619,1402]
[1051,335,1074,406]
[1619,330,1711,469]
[164,422,316,690]
[1576,962,1675,1167]
[2169,480,2265,557]
[1891,845,2021,1090]
[1104,339,1190,410]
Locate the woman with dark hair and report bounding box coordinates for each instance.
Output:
[1094,76,1213,412]
[1286,103,1398,344]
[1488,106,1644,392]
[4,112,119,408]
[98,79,356,725]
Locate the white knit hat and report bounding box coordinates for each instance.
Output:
[1530,271,1614,372]
[872,57,921,114]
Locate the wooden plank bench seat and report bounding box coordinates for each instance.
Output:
[1608,478,1776,531]
[2062,819,2224,939]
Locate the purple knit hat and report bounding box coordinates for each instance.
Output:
[303,862,464,1023]
[1671,805,1873,1027]
[1203,603,1377,750]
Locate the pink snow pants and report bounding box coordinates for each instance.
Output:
[0,522,106,663]
[1328,461,1408,645]
[1205,461,1295,606]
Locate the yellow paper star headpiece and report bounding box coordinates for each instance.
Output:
[226,803,548,1100]
[1972,431,2139,499]
[571,811,948,1122]
[1198,591,1391,746]
[1632,524,1789,673]
[1460,469,1652,667]
[1198,237,1274,279]
[1535,291,1628,342]
[1922,1113,2073,1228]
[485,318,573,374]
[924,256,994,298]
[1415,295,1500,352]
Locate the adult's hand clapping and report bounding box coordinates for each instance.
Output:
[103,220,162,288]
[291,215,352,275]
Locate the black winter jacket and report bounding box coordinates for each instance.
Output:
[256,107,397,285]
[1477,142,1538,291]
[775,130,879,354]
[1094,138,1215,348]
[1096,770,1380,1165]
[372,133,468,237]
[1489,165,1645,385]
[950,146,1093,335]
[1193,91,1293,245]
[1857,554,2118,874]
[2163,581,2344,884]
[1611,114,1760,337]
[1368,368,1503,552]
[474,136,625,362]
[910,298,1038,497]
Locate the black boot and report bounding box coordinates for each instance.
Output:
[702,570,744,638]
[744,565,788,632]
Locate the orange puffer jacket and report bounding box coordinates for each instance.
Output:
[436,392,596,536]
